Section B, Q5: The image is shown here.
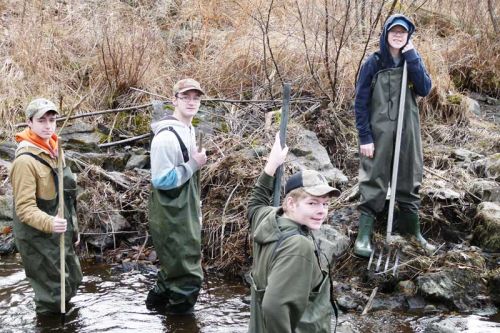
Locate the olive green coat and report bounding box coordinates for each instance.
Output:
[10,145,82,314]
[248,172,332,333]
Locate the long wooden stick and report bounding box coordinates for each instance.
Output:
[57,143,65,321]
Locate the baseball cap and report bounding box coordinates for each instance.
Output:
[25,98,59,119]
[388,18,410,32]
[285,170,341,197]
[173,78,205,96]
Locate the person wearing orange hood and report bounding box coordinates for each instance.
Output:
[9,98,82,315]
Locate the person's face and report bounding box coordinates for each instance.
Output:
[27,112,57,142]
[387,26,409,51]
[173,90,202,122]
[285,194,330,230]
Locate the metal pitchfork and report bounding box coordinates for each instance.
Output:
[367,62,408,276]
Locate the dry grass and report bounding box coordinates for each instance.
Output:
[1,0,496,133]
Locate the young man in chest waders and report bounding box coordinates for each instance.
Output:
[247,134,340,332]
[353,14,436,257]
[146,79,207,314]
[9,98,82,315]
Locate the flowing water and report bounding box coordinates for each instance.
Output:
[1,255,499,332]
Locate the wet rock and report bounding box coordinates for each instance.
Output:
[468,180,500,202]
[314,224,350,266]
[405,295,427,310]
[416,268,489,311]
[336,294,360,311]
[371,295,406,312]
[0,233,16,254]
[60,122,103,152]
[288,129,348,185]
[423,316,469,333]
[473,202,500,252]
[125,148,150,170]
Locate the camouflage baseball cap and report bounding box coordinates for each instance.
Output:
[172,78,205,96]
[25,98,59,119]
[285,170,340,197]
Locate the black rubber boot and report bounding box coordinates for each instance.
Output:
[398,211,436,255]
[354,214,375,258]
[145,287,169,310]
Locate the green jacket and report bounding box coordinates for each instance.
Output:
[248,172,332,333]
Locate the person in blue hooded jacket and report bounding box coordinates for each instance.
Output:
[353,14,436,257]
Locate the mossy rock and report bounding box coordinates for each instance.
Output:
[473,202,500,252]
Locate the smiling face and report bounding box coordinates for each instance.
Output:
[283,192,330,230]
[172,89,202,125]
[387,25,409,53]
[27,111,58,143]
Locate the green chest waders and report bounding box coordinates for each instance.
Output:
[148,172,203,312]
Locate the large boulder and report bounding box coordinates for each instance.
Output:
[288,129,348,185]
[313,224,350,267]
[417,268,489,311]
[66,151,130,171]
[468,180,500,202]
[60,122,103,152]
[473,202,500,252]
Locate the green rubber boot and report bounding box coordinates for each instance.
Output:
[398,211,436,255]
[354,214,374,258]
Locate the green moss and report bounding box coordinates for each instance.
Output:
[219,121,230,133]
[447,94,463,105]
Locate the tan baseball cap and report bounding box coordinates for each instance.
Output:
[285,170,341,197]
[172,78,205,96]
[25,98,59,119]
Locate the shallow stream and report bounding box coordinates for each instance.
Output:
[1,255,499,332]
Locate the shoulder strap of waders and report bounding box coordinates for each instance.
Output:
[270,229,304,262]
[311,233,339,333]
[151,126,189,163]
[16,152,59,194]
[370,52,385,92]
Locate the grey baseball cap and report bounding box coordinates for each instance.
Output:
[285,170,341,197]
[25,98,59,119]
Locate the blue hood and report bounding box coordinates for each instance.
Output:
[379,14,415,67]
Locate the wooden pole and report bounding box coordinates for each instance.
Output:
[57,143,66,323]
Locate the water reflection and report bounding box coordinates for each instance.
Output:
[0,257,249,332]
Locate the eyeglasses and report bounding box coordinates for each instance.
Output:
[176,95,202,103]
[389,30,408,36]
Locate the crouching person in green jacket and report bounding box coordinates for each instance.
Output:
[247,134,340,332]
[9,98,82,315]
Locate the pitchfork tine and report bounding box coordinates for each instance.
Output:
[367,247,376,270]
[375,247,383,272]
